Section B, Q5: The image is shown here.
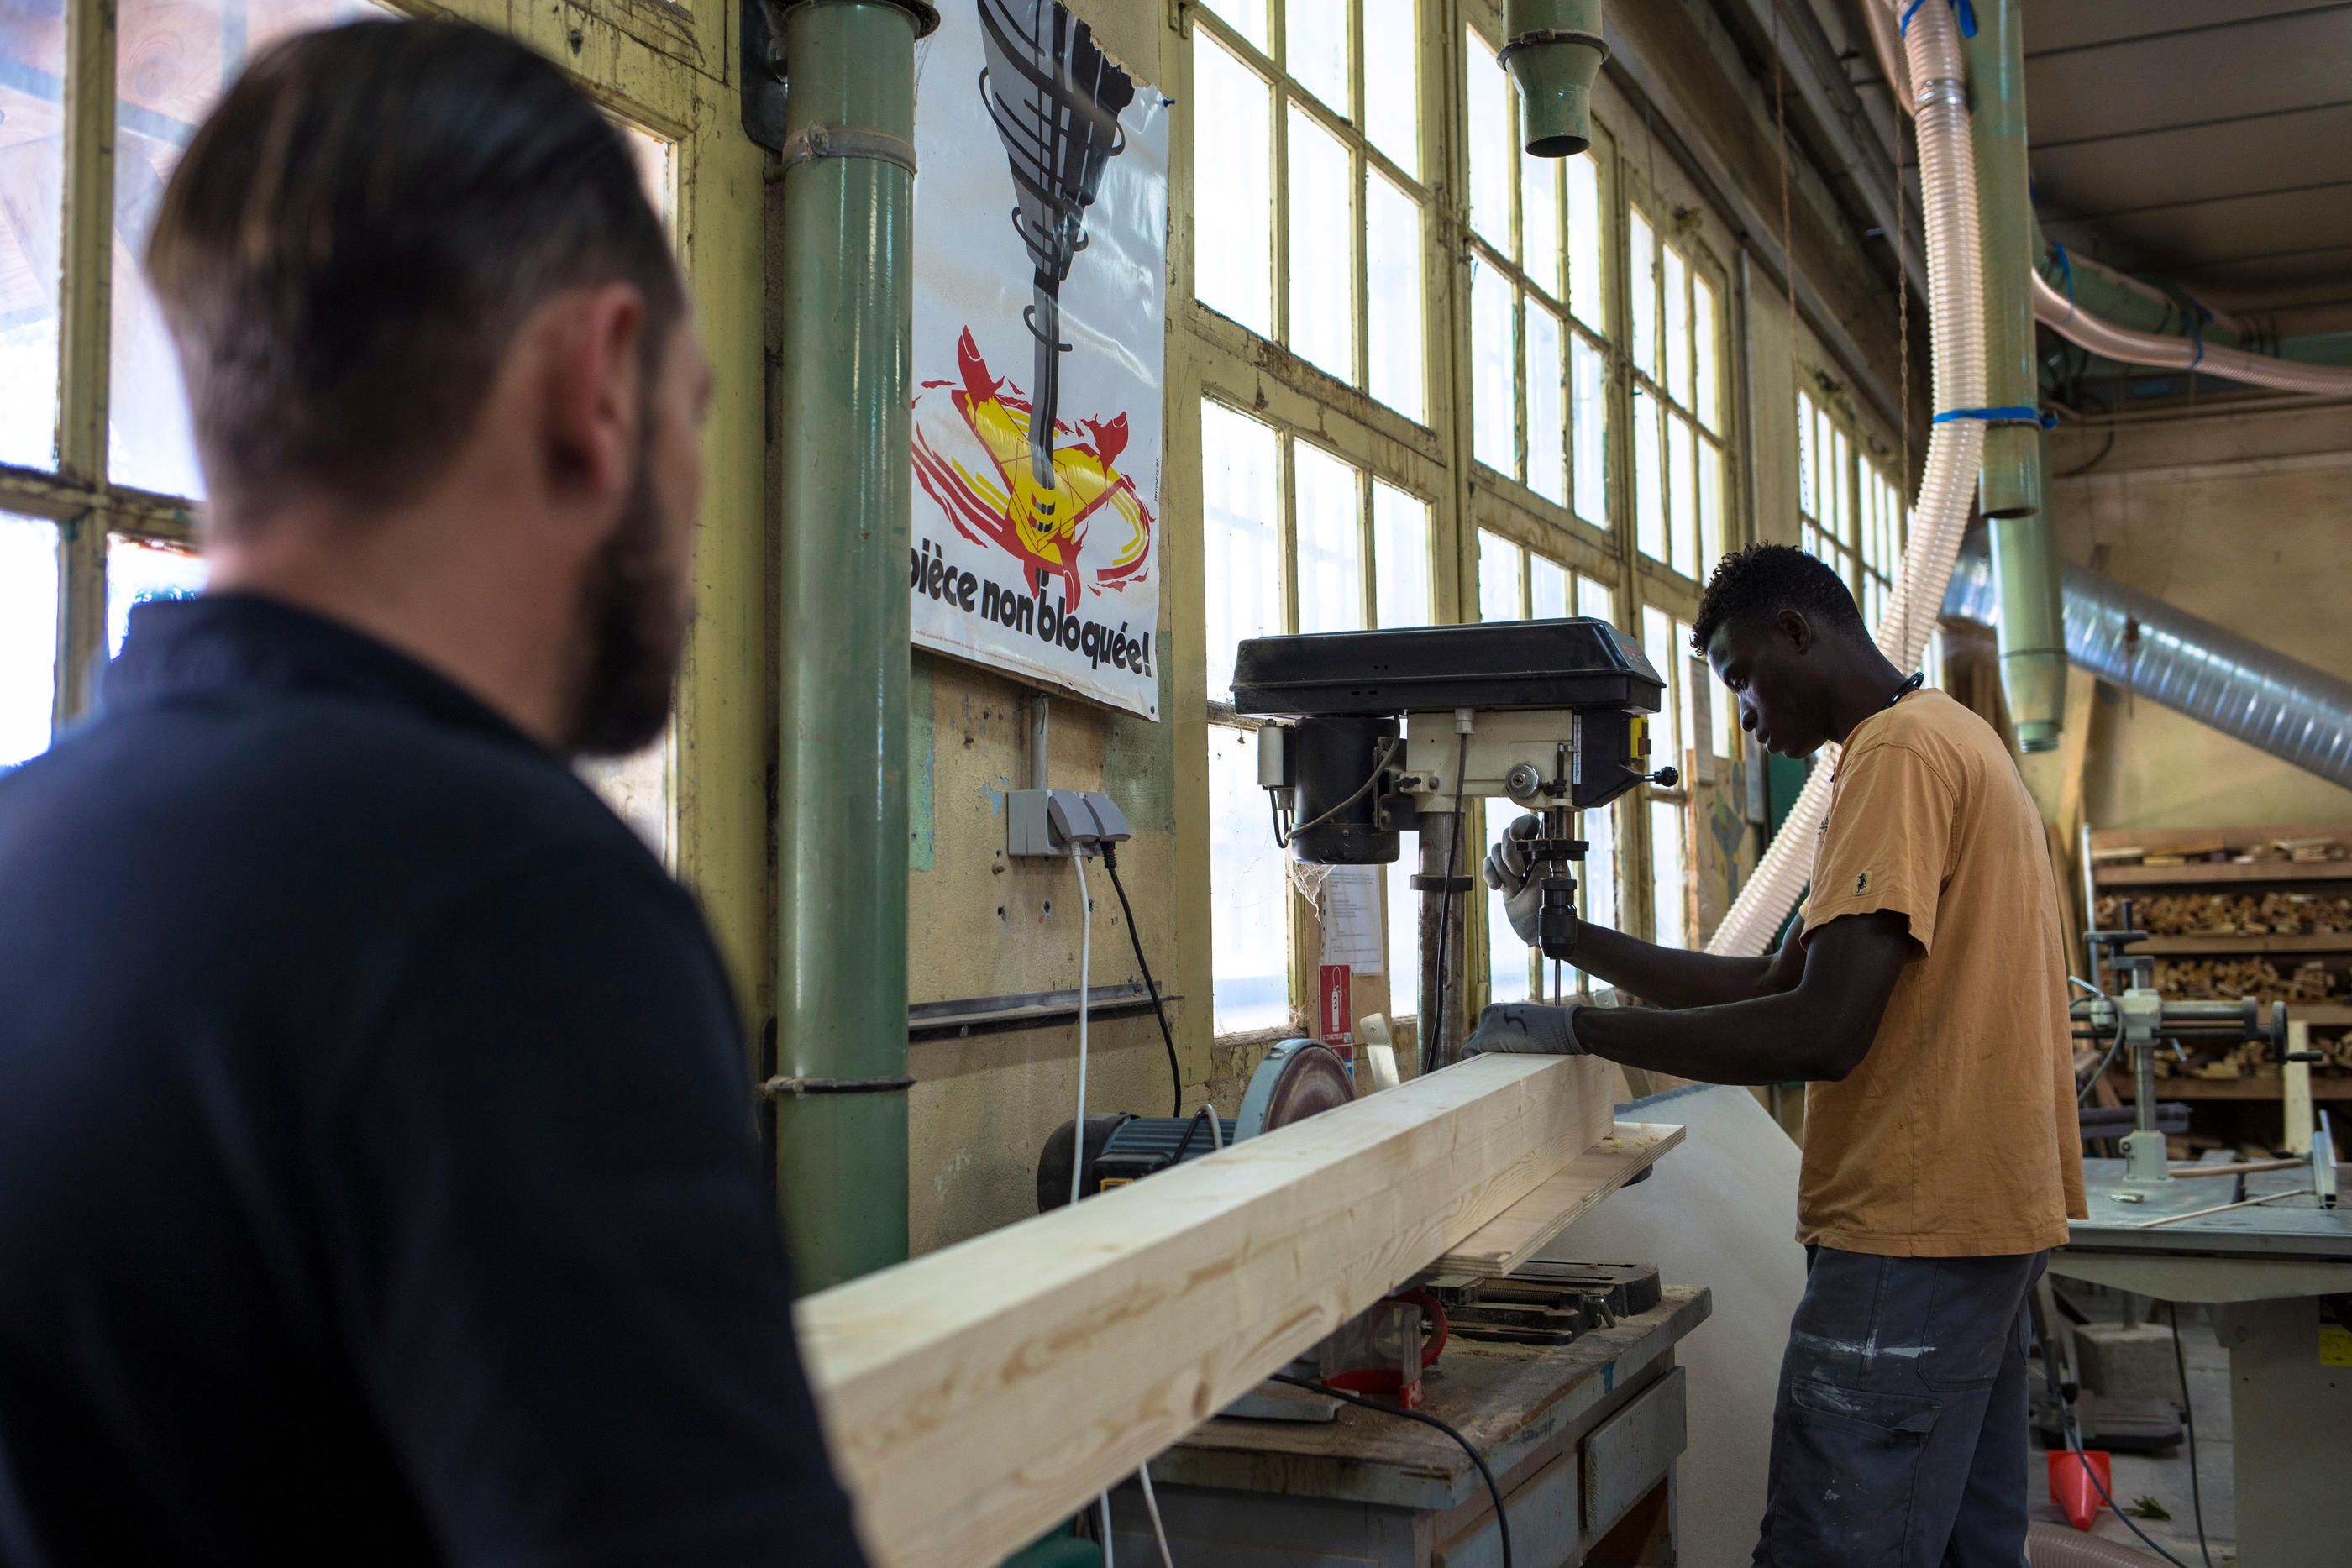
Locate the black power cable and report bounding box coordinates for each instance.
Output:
[2167,1303,2215,1568]
[1270,1374,1511,1568]
[1424,730,1470,1078]
[1098,841,1182,1117]
[2050,1365,2193,1568]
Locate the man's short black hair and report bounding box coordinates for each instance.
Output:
[146,18,685,520]
[1689,543,1871,655]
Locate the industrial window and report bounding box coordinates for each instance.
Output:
[1463,25,1611,526]
[1797,391,1907,635]
[1641,606,1695,951]
[1203,396,1432,1036]
[1628,208,1726,583]
[0,0,391,774]
[1475,529,1620,1006]
[0,0,687,858]
[1192,0,1428,423]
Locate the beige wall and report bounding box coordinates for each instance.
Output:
[905,650,1203,1254]
[2046,402,2352,834]
[889,0,1908,1256]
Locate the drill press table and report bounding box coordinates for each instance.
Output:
[2051,1158,2352,1568]
[1106,1285,1710,1568]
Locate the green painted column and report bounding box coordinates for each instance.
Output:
[773,0,927,1291]
[1969,0,2065,752]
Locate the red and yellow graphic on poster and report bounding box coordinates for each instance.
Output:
[910,0,1168,719]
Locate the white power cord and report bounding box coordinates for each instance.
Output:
[1137,1463,1175,1566]
[1071,848,1173,1568]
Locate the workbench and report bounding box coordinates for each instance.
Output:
[1109,1285,1710,1568]
[2050,1156,2352,1568]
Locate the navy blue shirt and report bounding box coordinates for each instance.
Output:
[0,595,865,1566]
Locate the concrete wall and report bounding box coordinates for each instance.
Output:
[2045,401,2352,833]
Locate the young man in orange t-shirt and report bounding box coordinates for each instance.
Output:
[1473,543,2085,1567]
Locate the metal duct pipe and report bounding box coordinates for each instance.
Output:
[1988,440,2066,752]
[1966,0,2040,522]
[1499,0,1606,157]
[773,0,933,1292]
[1966,0,2064,753]
[1944,545,2352,790]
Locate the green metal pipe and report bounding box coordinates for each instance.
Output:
[1966,0,2039,522]
[1499,0,1605,157]
[774,0,922,1291]
[1988,442,2067,754]
[1967,0,2062,753]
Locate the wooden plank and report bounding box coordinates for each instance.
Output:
[2097,861,2352,888]
[2134,933,2352,956]
[2092,824,2352,857]
[1431,1122,1688,1278]
[2106,1070,2352,1100]
[796,1052,1616,1568]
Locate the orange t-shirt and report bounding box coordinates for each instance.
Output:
[1796,688,2087,1256]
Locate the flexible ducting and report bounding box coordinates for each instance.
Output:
[2024,1520,2174,1568]
[1872,5,2336,397]
[1706,0,1986,957]
[2033,272,2352,396]
[1944,544,2352,791]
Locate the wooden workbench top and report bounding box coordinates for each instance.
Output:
[1151,1284,1712,1513]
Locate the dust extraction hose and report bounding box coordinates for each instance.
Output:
[2032,272,2352,396]
[1865,0,2350,398]
[1706,0,1986,957]
[2024,1521,2174,1568]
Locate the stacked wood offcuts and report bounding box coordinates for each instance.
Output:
[2092,833,2351,870]
[2094,892,2352,936]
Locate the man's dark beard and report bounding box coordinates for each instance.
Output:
[560,420,689,757]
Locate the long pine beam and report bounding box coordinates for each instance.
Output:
[795,1053,1618,1567]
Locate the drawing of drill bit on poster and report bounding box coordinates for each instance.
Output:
[911,0,1152,614]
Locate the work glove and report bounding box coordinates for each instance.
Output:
[1482,813,1573,955]
[1463,1002,1586,1057]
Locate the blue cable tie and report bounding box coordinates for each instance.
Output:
[2188,302,2208,369]
[1899,0,1976,36]
[2051,241,2075,310]
[1933,406,2044,427]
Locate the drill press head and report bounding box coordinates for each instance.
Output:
[1230,619,1669,866]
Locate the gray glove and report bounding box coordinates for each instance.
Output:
[1482,814,1570,953]
[1463,1002,1586,1057]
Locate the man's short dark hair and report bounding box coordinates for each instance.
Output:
[145,18,685,519]
[1689,543,1871,654]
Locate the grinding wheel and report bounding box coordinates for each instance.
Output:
[1234,1040,1355,1138]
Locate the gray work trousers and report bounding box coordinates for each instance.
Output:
[1752,1245,2048,1567]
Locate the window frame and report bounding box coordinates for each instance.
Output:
[1189,0,1435,427]
[1174,4,1760,1059]
[1624,197,1733,589]
[1797,385,1908,635]
[0,0,772,1000]
[1458,18,1614,536]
